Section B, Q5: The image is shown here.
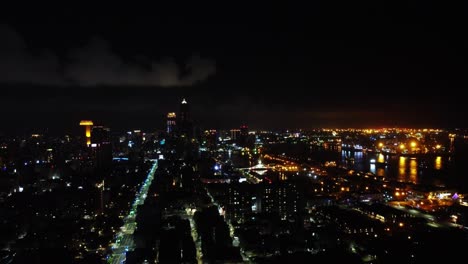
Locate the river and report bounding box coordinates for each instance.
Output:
[341,150,449,186]
[307,145,468,192]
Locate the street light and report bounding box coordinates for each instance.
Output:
[410,141,417,148]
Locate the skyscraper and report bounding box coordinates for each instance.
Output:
[180,98,189,121]
[90,126,112,177]
[167,112,176,134]
[91,126,110,146]
[178,98,192,137]
[90,125,112,215]
[239,125,249,147]
[230,129,241,141]
[79,120,93,146]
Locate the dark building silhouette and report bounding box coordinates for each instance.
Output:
[178,98,193,138]
[239,125,251,147]
[230,129,240,142]
[90,126,112,176]
[205,129,218,150]
[90,126,112,214]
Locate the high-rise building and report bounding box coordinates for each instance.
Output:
[167,112,176,134]
[230,129,241,141]
[239,125,249,147]
[90,126,112,177]
[180,98,189,123]
[89,125,112,214]
[204,130,218,149]
[277,183,299,221]
[226,182,303,223]
[91,126,110,145]
[79,120,93,146]
[178,98,192,137]
[227,184,254,223]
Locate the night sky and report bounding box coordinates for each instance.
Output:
[0,3,466,134]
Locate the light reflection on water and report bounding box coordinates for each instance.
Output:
[435,156,442,170]
[398,156,406,181]
[377,153,385,164]
[409,158,417,183]
[341,150,445,185]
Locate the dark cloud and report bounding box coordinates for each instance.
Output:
[181,54,217,86]
[0,25,216,87]
[0,25,65,85]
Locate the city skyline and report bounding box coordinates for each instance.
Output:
[1,115,467,263]
[0,3,465,132]
[1,5,468,263]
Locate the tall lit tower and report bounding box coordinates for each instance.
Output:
[180,98,189,124]
[79,120,93,146]
[179,98,192,137]
[167,112,177,133]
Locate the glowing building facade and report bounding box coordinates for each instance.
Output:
[79,120,93,145]
[167,112,176,134]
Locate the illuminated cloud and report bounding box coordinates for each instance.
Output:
[0,25,216,87]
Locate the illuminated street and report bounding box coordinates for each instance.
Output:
[108,160,158,264]
[184,208,203,264]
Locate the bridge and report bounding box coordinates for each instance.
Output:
[239,159,298,174]
[238,160,270,175]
